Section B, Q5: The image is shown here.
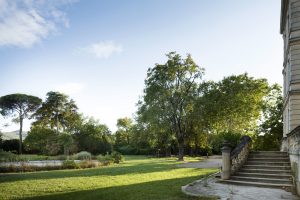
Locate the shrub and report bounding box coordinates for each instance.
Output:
[79,160,98,168]
[0,139,19,153]
[62,160,79,169]
[111,151,124,164]
[210,131,243,154]
[73,151,92,160]
[0,150,18,162]
[97,151,124,165]
[54,154,68,160]
[97,154,113,166]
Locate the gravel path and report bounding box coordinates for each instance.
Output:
[178,156,222,169]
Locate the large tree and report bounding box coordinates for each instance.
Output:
[140,52,204,161]
[253,84,283,150]
[195,74,269,134]
[33,91,80,133]
[0,94,42,154]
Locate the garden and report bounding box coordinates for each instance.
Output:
[0,53,283,200]
[0,155,217,200]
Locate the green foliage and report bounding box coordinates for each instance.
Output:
[97,154,113,165]
[0,93,42,154]
[139,52,204,160]
[73,151,92,160]
[78,160,98,168]
[97,151,124,165]
[33,91,80,133]
[62,160,80,169]
[209,131,243,154]
[0,139,19,153]
[111,151,124,164]
[59,132,76,155]
[253,84,283,151]
[195,74,269,134]
[24,126,56,154]
[0,149,18,162]
[75,118,113,154]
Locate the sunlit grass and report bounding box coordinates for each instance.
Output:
[0,156,217,200]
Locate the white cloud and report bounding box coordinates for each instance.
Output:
[55,82,85,95]
[81,41,123,59]
[0,0,75,48]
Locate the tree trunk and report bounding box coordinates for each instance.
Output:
[178,136,184,161]
[56,114,59,134]
[19,115,23,154]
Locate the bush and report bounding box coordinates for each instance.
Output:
[0,150,18,162]
[111,151,124,164]
[210,131,243,154]
[97,154,113,166]
[73,151,92,160]
[79,160,98,168]
[62,160,79,169]
[97,151,124,165]
[0,139,19,153]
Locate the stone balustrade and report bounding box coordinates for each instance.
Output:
[221,135,251,180]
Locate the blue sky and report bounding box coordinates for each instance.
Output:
[0,0,282,132]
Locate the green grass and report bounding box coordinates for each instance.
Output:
[0,155,217,200]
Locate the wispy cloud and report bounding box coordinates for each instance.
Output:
[55,82,85,95]
[80,41,123,59]
[0,0,76,48]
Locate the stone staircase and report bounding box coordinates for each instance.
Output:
[220,151,295,191]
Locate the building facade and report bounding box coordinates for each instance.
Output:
[281,0,300,149]
[281,0,300,194]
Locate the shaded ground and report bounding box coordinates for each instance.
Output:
[182,176,300,200]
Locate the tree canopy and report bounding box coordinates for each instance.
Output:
[139,52,204,160]
[33,91,80,133]
[0,94,42,154]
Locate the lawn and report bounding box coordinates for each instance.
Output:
[0,155,218,200]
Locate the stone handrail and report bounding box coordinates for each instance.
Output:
[230,135,251,174]
[221,135,251,180]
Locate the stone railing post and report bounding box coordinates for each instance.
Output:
[221,140,231,180]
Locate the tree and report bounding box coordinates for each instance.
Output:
[253,84,283,150]
[115,117,133,146]
[74,118,113,154]
[0,94,42,154]
[139,52,204,160]
[33,91,79,133]
[195,74,269,134]
[24,126,57,154]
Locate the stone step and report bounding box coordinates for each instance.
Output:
[219,179,294,191]
[247,158,290,162]
[246,161,291,166]
[239,168,292,175]
[250,151,288,155]
[230,176,293,184]
[235,172,293,179]
[243,165,291,170]
[248,155,289,158]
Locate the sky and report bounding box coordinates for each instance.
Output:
[0,0,283,133]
